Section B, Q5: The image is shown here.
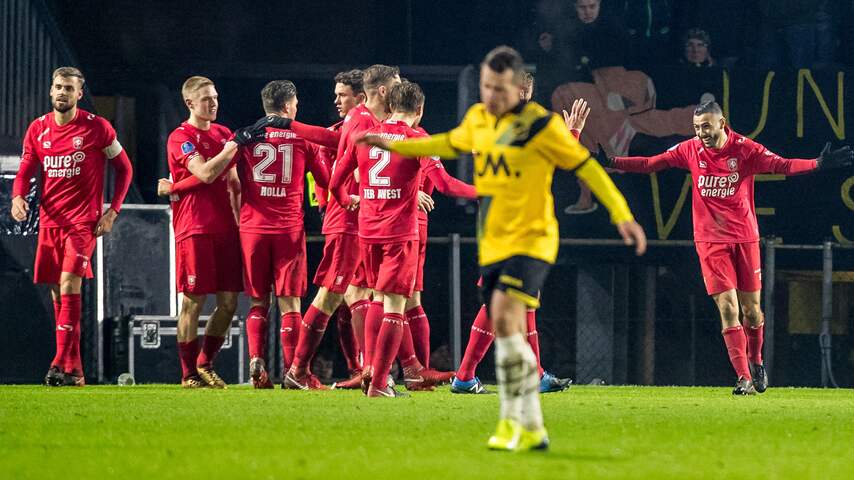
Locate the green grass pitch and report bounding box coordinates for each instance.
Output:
[1,385,853,479]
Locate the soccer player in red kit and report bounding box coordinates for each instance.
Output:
[163,76,260,388]
[601,101,853,394]
[229,80,329,389]
[10,67,133,387]
[333,81,478,397]
[280,65,401,390]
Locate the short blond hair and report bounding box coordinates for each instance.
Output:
[52,66,85,86]
[181,76,214,100]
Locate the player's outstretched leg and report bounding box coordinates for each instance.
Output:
[399,321,454,391]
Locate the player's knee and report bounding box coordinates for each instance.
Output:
[218,296,238,315]
[742,305,763,326]
[315,290,343,314]
[278,296,300,314]
[59,274,82,295]
[181,295,204,317]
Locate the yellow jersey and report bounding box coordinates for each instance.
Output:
[388,101,634,266]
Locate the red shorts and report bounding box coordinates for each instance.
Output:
[176,231,243,295]
[351,255,370,289]
[414,223,428,292]
[313,233,360,294]
[695,241,761,295]
[33,223,96,284]
[361,240,418,297]
[240,230,306,298]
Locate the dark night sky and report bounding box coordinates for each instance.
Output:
[48,0,535,67]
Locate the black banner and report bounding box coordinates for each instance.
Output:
[550,67,854,245]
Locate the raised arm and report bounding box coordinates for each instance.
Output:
[187,141,239,183]
[609,149,684,173]
[750,142,851,175]
[423,163,477,199]
[360,106,478,159]
[292,122,340,149]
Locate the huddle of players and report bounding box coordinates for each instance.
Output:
[158,66,495,395]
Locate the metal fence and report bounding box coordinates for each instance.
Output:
[88,205,854,387]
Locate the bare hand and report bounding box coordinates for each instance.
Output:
[346,195,360,212]
[617,220,647,256]
[10,196,29,222]
[357,134,391,150]
[94,208,119,237]
[157,178,173,197]
[563,98,591,133]
[417,191,435,213]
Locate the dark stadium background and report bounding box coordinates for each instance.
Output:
[1,0,852,389]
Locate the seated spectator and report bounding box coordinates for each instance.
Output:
[680,28,715,68]
[566,0,631,79]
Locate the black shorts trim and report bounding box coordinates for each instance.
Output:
[479,255,551,308]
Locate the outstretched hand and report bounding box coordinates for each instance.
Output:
[817,142,853,170]
[562,98,590,132]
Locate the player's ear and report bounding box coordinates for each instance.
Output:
[357,93,366,104]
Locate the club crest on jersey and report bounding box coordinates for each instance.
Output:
[181,141,196,155]
[698,160,707,168]
[43,141,51,149]
[727,158,738,171]
[73,136,83,149]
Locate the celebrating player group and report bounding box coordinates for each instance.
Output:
[11,45,852,451]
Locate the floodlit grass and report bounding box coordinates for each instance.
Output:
[1,385,853,479]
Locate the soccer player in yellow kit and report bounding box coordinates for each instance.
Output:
[360,46,647,451]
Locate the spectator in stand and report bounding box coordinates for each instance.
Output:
[622,0,674,69]
[566,0,631,79]
[680,28,715,68]
[673,0,750,68]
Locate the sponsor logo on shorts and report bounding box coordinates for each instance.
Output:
[188,275,196,286]
[57,325,74,331]
[335,275,343,286]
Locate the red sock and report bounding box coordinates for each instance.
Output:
[456,305,494,382]
[246,306,268,359]
[370,313,405,390]
[50,300,62,367]
[178,337,201,380]
[526,309,544,377]
[291,306,331,375]
[406,306,431,368]
[196,335,226,368]
[335,305,361,372]
[397,320,423,371]
[280,312,301,370]
[69,324,83,375]
[57,294,81,374]
[349,300,370,359]
[722,326,751,379]
[363,301,384,368]
[745,323,764,365]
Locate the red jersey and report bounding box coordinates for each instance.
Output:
[612,128,817,242]
[15,109,119,227]
[166,122,236,242]
[331,120,435,242]
[236,127,329,234]
[322,104,382,235]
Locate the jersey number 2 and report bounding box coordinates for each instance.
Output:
[253,143,293,184]
[368,147,390,186]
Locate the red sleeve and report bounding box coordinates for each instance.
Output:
[170,174,204,194]
[421,157,477,199]
[12,124,40,197]
[744,142,817,176]
[328,145,358,206]
[570,129,581,140]
[292,122,341,149]
[611,145,687,173]
[108,149,133,213]
[306,143,330,189]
